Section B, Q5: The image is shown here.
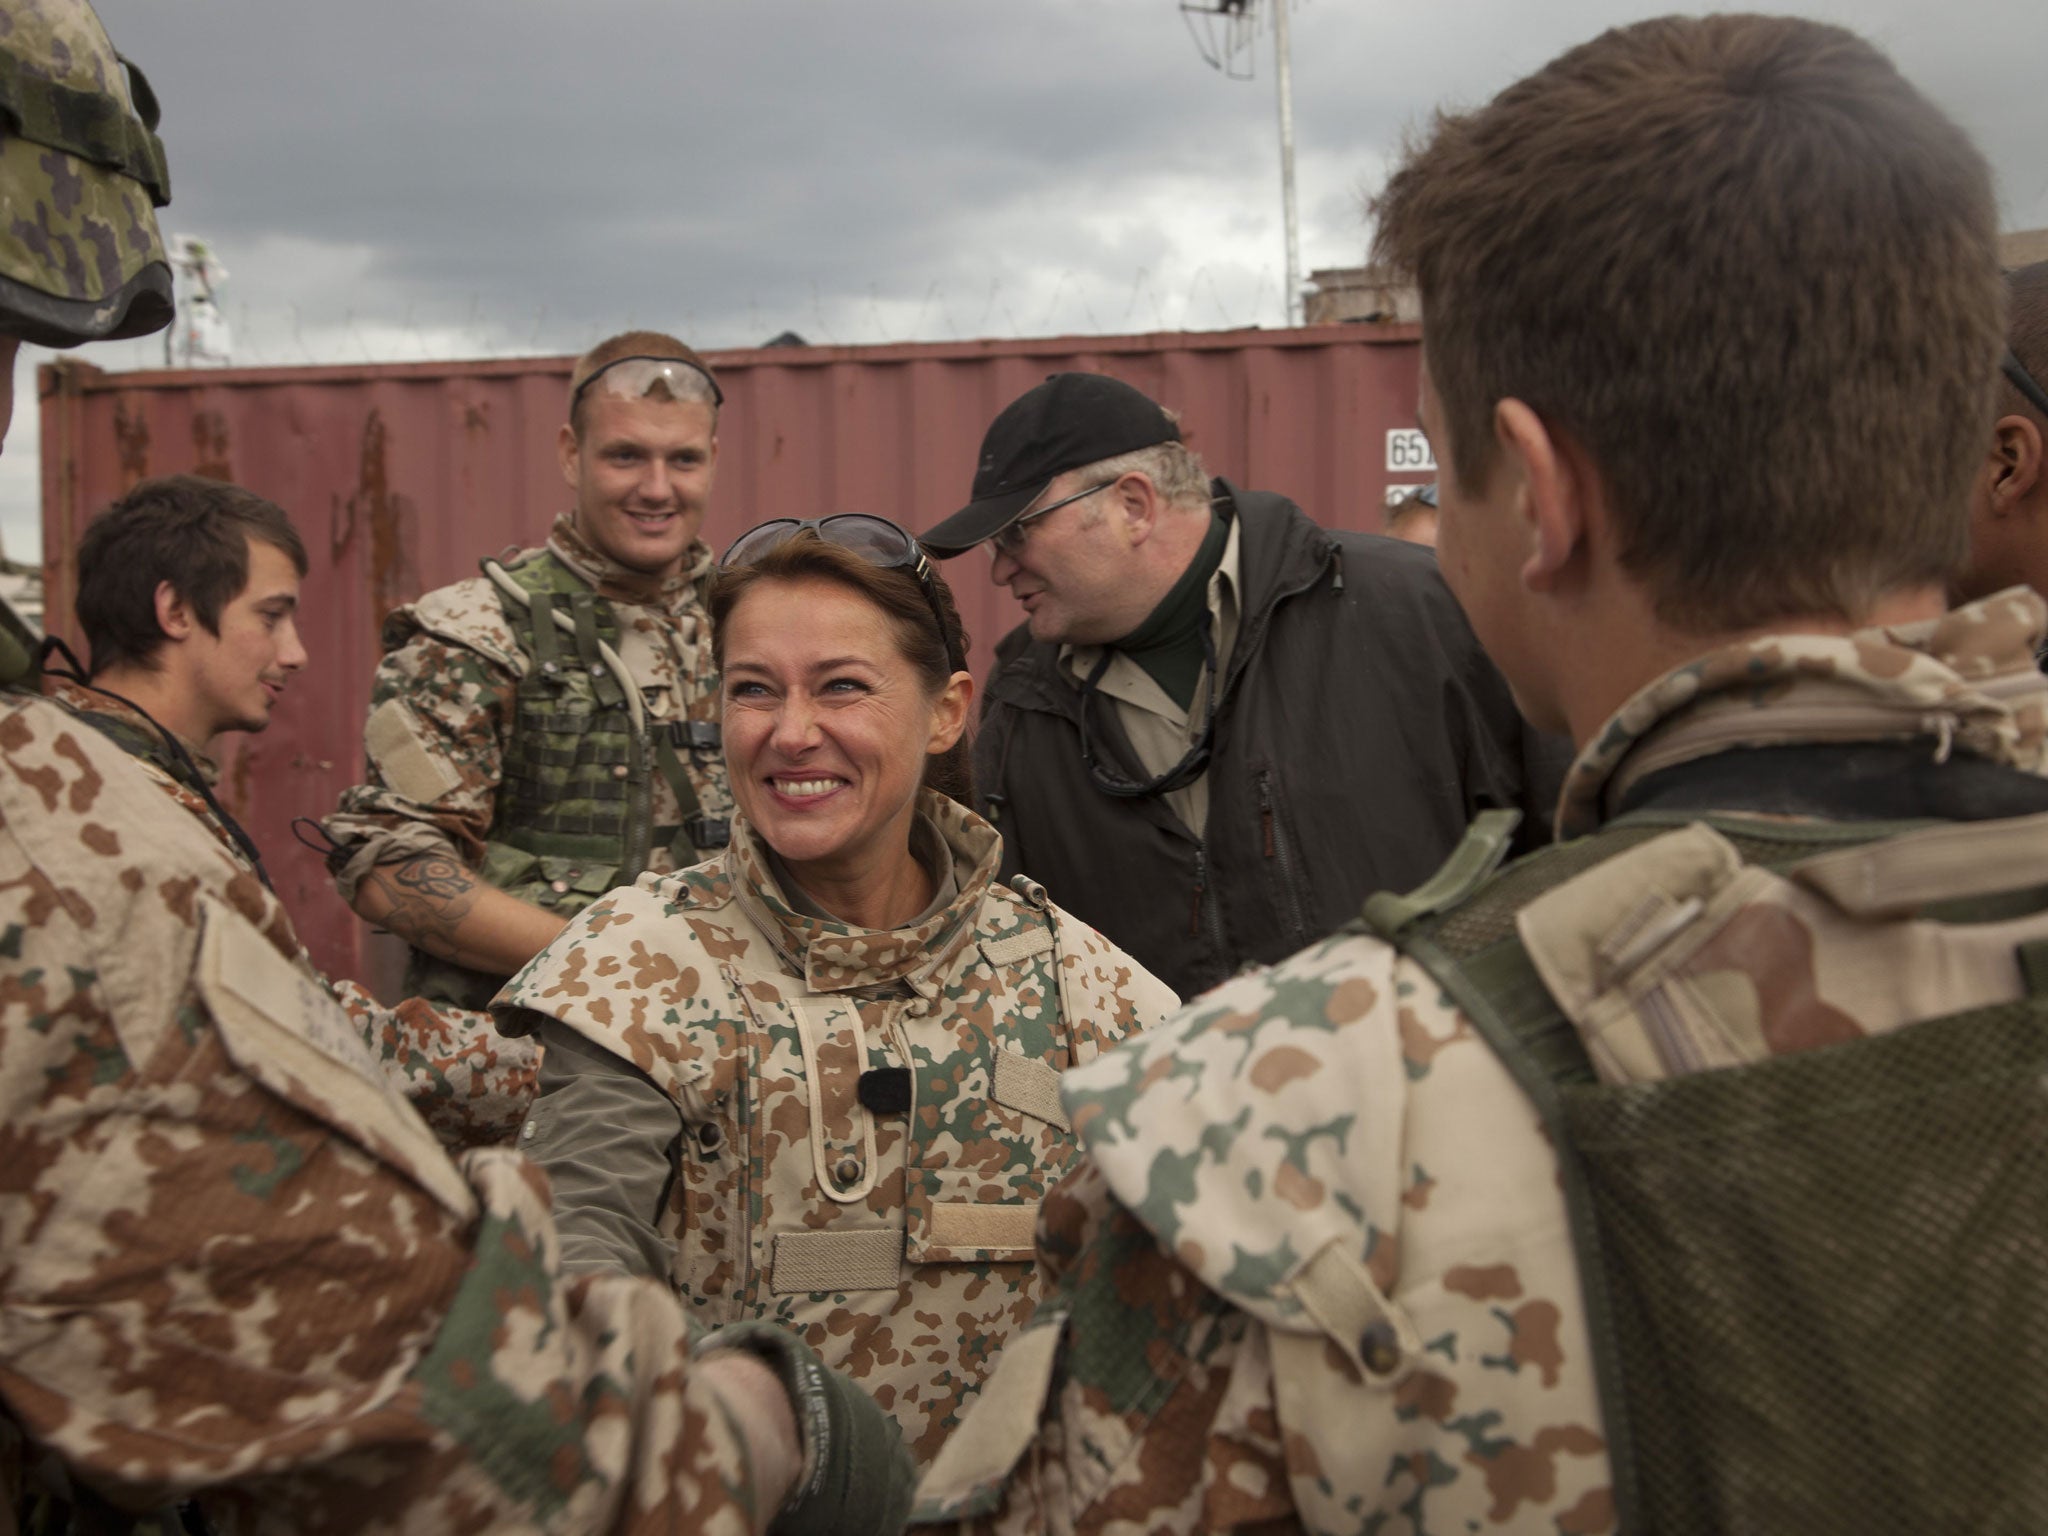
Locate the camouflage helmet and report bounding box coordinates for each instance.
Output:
[0,0,172,346]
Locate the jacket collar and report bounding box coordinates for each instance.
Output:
[546,512,713,611]
[41,674,221,788]
[724,788,1002,993]
[1559,588,2048,838]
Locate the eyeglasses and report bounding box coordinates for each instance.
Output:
[988,479,1117,557]
[2006,349,2048,421]
[720,515,965,673]
[572,354,725,414]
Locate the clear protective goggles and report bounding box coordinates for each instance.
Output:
[572,353,724,414]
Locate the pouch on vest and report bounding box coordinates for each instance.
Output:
[901,902,1076,1266]
[1369,808,2048,1535]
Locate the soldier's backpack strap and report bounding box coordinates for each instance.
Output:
[1361,808,2048,1533]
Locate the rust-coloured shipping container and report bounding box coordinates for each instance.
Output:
[39,323,1425,994]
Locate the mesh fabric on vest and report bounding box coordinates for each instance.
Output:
[1406,815,2048,1534]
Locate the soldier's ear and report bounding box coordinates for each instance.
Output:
[1988,412,2043,515]
[1494,398,1587,594]
[154,580,195,642]
[557,421,582,490]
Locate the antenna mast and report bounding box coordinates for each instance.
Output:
[1179,0,1303,326]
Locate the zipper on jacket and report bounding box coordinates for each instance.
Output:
[1257,767,1313,945]
[1190,844,1229,960]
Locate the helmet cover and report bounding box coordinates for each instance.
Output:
[0,0,172,346]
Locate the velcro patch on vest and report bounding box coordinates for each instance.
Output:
[195,897,475,1219]
[771,1228,904,1293]
[981,924,1055,968]
[925,1200,1040,1257]
[365,697,462,806]
[991,1048,1069,1130]
[911,1308,1065,1520]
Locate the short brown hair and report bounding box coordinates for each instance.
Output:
[1372,15,2003,631]
[2005,261,2048,423]
[76,475,307,674]
[710,532,974,805]
[569,329,719,436]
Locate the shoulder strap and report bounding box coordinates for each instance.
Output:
[1364,805,2048,1529]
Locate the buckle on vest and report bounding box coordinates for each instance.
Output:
[688,814,732,849]
[671,719,721,751]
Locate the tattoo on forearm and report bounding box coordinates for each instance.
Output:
[368,852,481,960]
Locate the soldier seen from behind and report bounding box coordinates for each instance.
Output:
[325,330,735,1011]
[915,15,2048,1533]
[497,517,1176,1467]
[0,5,916,1532]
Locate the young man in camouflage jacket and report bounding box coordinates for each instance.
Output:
[46,474,535,1147]
[914,15,2048,1533]
[325,330,734,1011]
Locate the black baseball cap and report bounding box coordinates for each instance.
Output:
[919,372,1182,557]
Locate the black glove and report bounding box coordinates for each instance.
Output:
[702,1320,915,1536]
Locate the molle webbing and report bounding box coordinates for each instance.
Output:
[1366,809,2048,1535]
[489,552,699,884]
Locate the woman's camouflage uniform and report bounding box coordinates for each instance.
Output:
[498,789,1177,1463]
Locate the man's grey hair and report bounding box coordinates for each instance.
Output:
[1072,438,1212,510]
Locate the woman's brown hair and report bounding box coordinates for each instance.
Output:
[710,530,975,804]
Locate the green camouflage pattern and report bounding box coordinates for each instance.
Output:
[0,0,168,312]
[0,688,772,1533]
[326,514,732,1006]
[491,545,697,863]
[913,589,2048,1534]
[497,789,1177,1465]
[42,675,536,1148]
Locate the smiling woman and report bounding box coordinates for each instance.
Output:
[492,518,1177,1466]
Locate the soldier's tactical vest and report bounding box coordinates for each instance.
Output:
[405,549,728,1010]
[1361,796,2048,1535]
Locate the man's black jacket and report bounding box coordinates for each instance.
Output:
[973,480,1565,1000]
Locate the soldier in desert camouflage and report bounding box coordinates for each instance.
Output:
[498,518,1177,1466]
[0,6,915,1532]
[325,331,735,1012]
[43,474,537,1146]
[915,15,2048,1534]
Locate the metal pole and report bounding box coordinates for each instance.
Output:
[1272,0,1301,326]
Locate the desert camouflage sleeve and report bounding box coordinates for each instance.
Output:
[910,1159,1295,1534]
[330,976,539,1148]
[0,694,764,1534]
[326,599,520,893]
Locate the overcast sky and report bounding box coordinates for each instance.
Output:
[5,0,2046,560]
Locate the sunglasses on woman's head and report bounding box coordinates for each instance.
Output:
[720,515,965,673]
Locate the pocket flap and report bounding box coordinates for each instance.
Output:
[196,897,475,1219]
[991,1046,1070,1130]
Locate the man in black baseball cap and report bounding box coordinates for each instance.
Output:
[927,370,1562,1002]
[921,373,1185,556]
